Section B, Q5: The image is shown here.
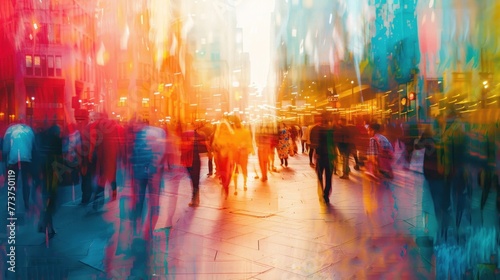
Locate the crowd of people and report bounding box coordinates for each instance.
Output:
[1,108,499,276]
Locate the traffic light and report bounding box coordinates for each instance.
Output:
[409,92,416,101]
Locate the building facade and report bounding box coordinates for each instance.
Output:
[0,0,98,128]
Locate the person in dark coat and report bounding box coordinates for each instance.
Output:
[415,120,447,242]
[311,114,336,204]
[34,122,63,238]
[181,123,207,206]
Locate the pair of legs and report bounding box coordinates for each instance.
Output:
[280,157,288,167]
[316,157,332,203]
[207,152,214,175]
[37,155,60,237]
[258,146,271,181]
[132,173,161,237]
[268,147,277,171]
[428,179,450,242]
[233,150,249,193]
[309,147,316,166]
[187,156,201,206]
[301,140,307,153]
[93,160,119,209]
[80,162,95,204]
[216,152,232,199]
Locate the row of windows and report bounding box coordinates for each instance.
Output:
[26,55,62,77]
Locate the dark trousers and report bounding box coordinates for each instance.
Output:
[207,153,214,174]
[309,148,316,165]
[38,155,60,231]
[316,157,332,201]
[428,179,449,239]
[81,162,95,204]
[8,161,31,211]
[187,157,201,202]
[132,172,161,236]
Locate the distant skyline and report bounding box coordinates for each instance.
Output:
[236,0,275,89]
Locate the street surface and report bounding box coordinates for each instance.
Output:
[1,143,499,279]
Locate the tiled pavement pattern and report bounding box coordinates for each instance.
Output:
[0,143,499,279]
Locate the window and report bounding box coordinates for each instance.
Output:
[26,55,33,75]
[33,55,42,76]
[55,55,62,76]
[41,55,46,76]
[47,55,54,76]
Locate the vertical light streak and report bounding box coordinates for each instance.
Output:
[147,0,173,70]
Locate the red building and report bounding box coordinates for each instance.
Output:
[0,0,98,128]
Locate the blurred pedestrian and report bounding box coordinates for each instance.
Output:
[277,122,290,168]
[3,121,35,212]
[415,119,448,242]
[311,114,335,204]
[212,120,235,199]
[365,123,394,181]
[232,117,253,193]
[35,122,63,238]
[181,122,207,206]
[130,121,166,237]
[440,108,469,231]
[93,113,121,209]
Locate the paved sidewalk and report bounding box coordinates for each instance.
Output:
[1,150,498,279]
